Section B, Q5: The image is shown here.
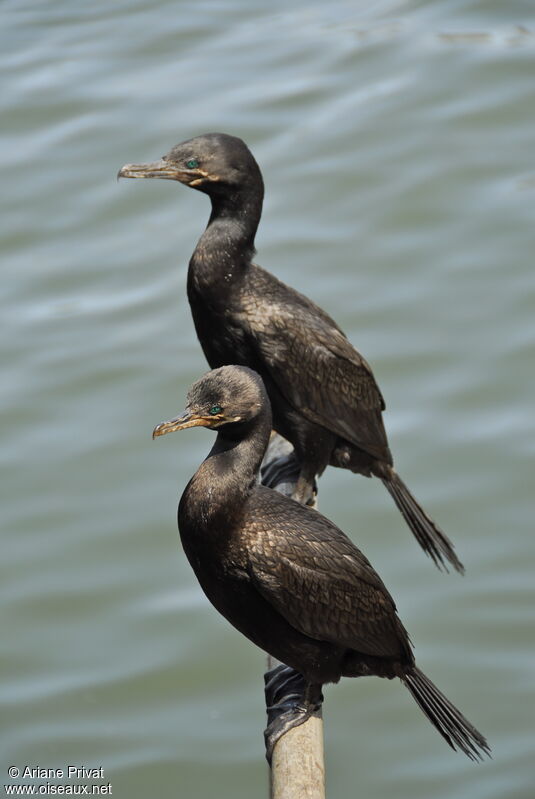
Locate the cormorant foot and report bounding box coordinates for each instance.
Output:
[260,434,318,504]
[260,451,302,496]
[263,664,323,762]
[291,474,318,507]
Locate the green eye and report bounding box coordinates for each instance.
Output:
[185,159,199,169]
[209,405,222,416]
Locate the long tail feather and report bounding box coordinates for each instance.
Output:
[382,471,465,574]
[402,667,491,761]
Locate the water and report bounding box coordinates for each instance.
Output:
[2,1,535,796]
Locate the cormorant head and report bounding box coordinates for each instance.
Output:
[152,365,270,439]
[118,132,263,198]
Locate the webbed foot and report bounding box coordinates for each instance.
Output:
[264,664,323,762]
[260,451,301,496]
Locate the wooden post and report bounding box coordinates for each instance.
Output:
[261,434,326,799]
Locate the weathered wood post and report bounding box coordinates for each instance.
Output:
[261,434,326,799]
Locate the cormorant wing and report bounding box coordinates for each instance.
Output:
[243,272,390,461]
[247,488,406,658]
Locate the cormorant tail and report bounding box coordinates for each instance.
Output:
[402,667,490,762]
[382,471,465,574]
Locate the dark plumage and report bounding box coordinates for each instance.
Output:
[152,365,489,761]
[119,132,463,573]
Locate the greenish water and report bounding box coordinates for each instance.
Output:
[2,1,535,797]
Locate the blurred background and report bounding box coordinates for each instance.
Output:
[2,1,534,796]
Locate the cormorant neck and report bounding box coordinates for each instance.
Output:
[189,181,264,290]
[181,408,271,532]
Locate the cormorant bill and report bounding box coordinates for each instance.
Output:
[152,365,489,761]
[119,133,464,574]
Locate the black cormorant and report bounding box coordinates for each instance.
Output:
[152,365,489,761]
[119,133,463,573]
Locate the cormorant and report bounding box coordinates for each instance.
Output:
[119,133,463,573]
[152,365,489,761]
